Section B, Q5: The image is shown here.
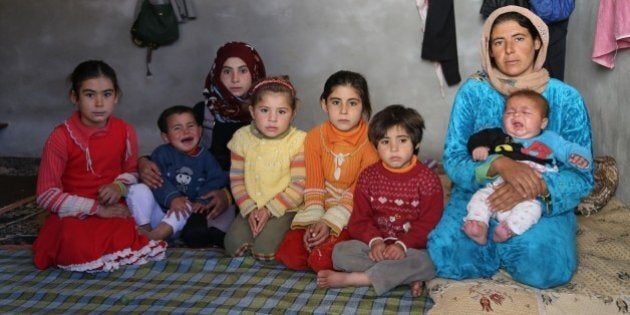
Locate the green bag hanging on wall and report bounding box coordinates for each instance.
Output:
[130,0,179,76]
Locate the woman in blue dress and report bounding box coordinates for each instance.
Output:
[427,6,593,289]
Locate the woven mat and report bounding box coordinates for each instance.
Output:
[0,249,430,313]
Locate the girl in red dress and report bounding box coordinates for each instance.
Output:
[33,60,167,272]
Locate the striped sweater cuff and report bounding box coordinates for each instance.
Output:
[322,205,351,236]
[303,188,326,209]
[266,199,287,218]
[238,199,257,217]
[292,205,325,229]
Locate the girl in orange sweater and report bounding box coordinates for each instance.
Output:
[276,70,379,272]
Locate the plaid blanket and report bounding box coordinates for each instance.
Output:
[0,249,431,313]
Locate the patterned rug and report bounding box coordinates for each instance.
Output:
[0,198,203,248]
[0,249,431,313]
[427,198,630,314]
[0,197,44,246]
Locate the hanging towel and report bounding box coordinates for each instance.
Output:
[591,0,630,69]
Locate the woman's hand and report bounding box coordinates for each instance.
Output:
[490,156,543,199]
[199,189,229,220]
[98,183,122,205]
[487,181,528,212]
[138,157,163,189]
[190,201,205,213]
[303,222,330,251]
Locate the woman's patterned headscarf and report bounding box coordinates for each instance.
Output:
[481,6,550,96]
[203,42,266,123]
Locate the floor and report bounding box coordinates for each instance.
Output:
[0,175,36,208]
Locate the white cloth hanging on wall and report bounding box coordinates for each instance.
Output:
[591,0,630,69]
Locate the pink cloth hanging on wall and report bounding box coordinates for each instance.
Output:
[591,0,630,69]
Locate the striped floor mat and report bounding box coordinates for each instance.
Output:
[0,248,431,313]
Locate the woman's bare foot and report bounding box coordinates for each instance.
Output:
[316,270,371,289]
[409,281,423,297]
[140,222,173,240]
[463,220,488,245]
[492,222,514,243]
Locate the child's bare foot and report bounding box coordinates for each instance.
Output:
[463,220,488,245]
[493,222,514,243]
[316,270,371,289]
[409,281,423,297]
[143,222,173,240]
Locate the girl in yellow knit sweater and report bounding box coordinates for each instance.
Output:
[224,76,306,261]
[276,70,379,272]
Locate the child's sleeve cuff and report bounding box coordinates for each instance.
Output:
[475,155,501,182]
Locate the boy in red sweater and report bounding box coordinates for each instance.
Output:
[317,105,443,297]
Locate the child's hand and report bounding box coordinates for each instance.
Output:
[368,239,386,262]
[383,243,406,260]
[138,157,163,189]
[472,146,490,161]
[95,204,130,218]
[167,196,192,221]
[303,222,330,251]
[247,207,270,238]
[569,154,590,169]
[98,183,122,205]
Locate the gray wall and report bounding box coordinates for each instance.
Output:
[1,0,628,202]
[564,1,630,203]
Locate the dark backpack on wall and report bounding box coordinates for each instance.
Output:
[131,0,179,76]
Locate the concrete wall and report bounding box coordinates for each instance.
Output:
[564,0,630,203]
[1,0,628,202]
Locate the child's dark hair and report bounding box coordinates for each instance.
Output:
[69,60,120,95]
[157,105,198,133]
[506,89,549,118]
[250,75,298,110]
[369,105,425,154]
[320,70,372,119]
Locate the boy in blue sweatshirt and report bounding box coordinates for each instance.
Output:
[127,105,233,248]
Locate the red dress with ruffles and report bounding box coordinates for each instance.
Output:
[33,112,166,272]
